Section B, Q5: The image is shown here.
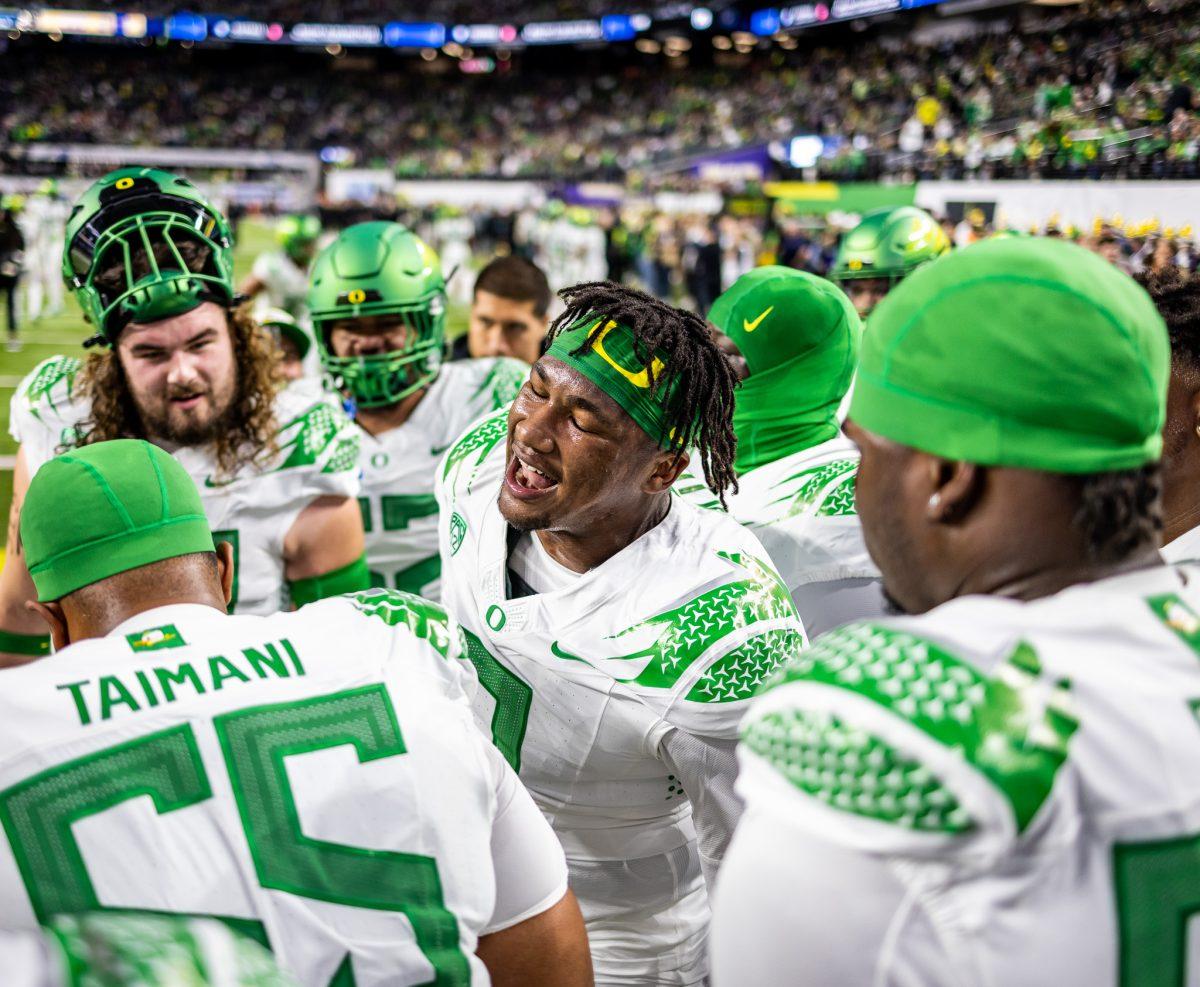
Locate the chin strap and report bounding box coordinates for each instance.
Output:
[287,554,372,609]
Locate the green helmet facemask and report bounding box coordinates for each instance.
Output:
[830,206,950,284]
[62,167,235,344]
[308,221,447,409]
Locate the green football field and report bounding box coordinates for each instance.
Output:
[0,218,470,537]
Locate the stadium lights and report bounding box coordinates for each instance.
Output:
[635,37,660,53]
[712,34,732,48]
[664,35,692,50]
[690,7,714,29]
[420,47,437,60]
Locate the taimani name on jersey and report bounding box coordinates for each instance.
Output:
[55,637,306,727]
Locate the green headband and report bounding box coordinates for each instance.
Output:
[849,237,1169,473]
[546,317,680,448]
[21,440,216,601]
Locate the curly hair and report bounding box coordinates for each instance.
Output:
[75,301,281,480]
[1070,464,1163,565]
[549,281,739,506]
[1135,266,1200,371]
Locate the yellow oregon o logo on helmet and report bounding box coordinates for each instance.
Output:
[591,320,664,390]
[115,177,135,190]
[347,289,366,304]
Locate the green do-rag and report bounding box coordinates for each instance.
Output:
[709,266,861,474]
[21,439,216,601]
[848,237,1169,473]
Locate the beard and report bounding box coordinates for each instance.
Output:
[138,383,237,448]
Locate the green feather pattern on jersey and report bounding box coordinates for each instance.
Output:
[442,409,507,490]
[472,359,527,411]
[346,588,454,660]
[605,550,799,697]
[275,401,361,475]
[744,707,973,833]
[19,355,81,425]
[758,622,1078,832]
[768,458,859,519]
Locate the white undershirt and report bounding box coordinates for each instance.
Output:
[508,531,588,595]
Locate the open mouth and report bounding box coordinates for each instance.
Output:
[169,393,206,412]
[505,453,560,500]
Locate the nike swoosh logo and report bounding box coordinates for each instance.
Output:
[203,475,237,489]
[550,640,586,663]
[430,443,451,456]
[743,306,774,333]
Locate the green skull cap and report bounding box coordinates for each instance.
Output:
[849,237,1169,473]
[62,167,235,343]
[830,206,950,283]
[308,221,447,409]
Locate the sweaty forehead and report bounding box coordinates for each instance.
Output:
[534,355,643,435]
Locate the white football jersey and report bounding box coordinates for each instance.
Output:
[359,358,526,601]
[10,356,361,616]
[1164,525,1200,564]
[676,435,881,634]
[436,409,806,985]
[0,591,567,987]
[714,564,1200,986]
[1,913,296,987]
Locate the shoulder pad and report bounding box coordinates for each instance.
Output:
[17,355,82,425]
[752,622,1078,834]
[468,357,527,411]
[274,396,360,475]
[343,588,453,659]
[615,550,799,697]
[769,458,859,519]
[441,406,508,491]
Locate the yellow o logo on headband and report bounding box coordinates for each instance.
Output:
[591,320,664,390]
[347,289,366,304]
[114,177,135,190]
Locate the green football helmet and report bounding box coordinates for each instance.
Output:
[308,221,447,409]
[830,206,950,283]
[62,167,235,343]
[277,214,322,263]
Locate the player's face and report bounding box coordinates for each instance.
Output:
[275,335,305,381]
[328,314,417,358]
[117,301,238,447]
[468,290,548,365]
[844,278,890,320]
[843,417,937,614]
[499,356,673,533]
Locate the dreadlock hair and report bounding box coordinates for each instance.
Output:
[548,281,738,506]
[1135,267,1200,371]
[1068,464,1162,565]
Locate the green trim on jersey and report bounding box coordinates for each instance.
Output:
[346,588,454,660]
[19,355,81,425]
[687,627,805,703]
[768,458,859,519]
[472,359,527,410]
[1146,592,1200,655]
[605,551,798,695]
[275,401,361,476]
[765,622,1078,832]
[442,409,507,487]
[744,706,974,833]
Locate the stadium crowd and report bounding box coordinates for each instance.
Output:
[3,0,1199,180]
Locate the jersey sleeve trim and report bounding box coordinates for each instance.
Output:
[754,622,1078,834]
[344,589,455,660]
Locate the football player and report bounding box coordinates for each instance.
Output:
[436,282,804,986]
[240,214,322,325]
[698,266,882,635]
[308,221,526,600]
[0,439,591,987]
[0,168,367,663]
[829,205,950,320]
[712,238,1188,986]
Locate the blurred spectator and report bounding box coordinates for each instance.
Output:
[454,254,552,364]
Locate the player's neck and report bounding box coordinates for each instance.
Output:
[532,493,671,573]
[354,387,428,437]
[63,594,229,647]
[1162,455,1200,546]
